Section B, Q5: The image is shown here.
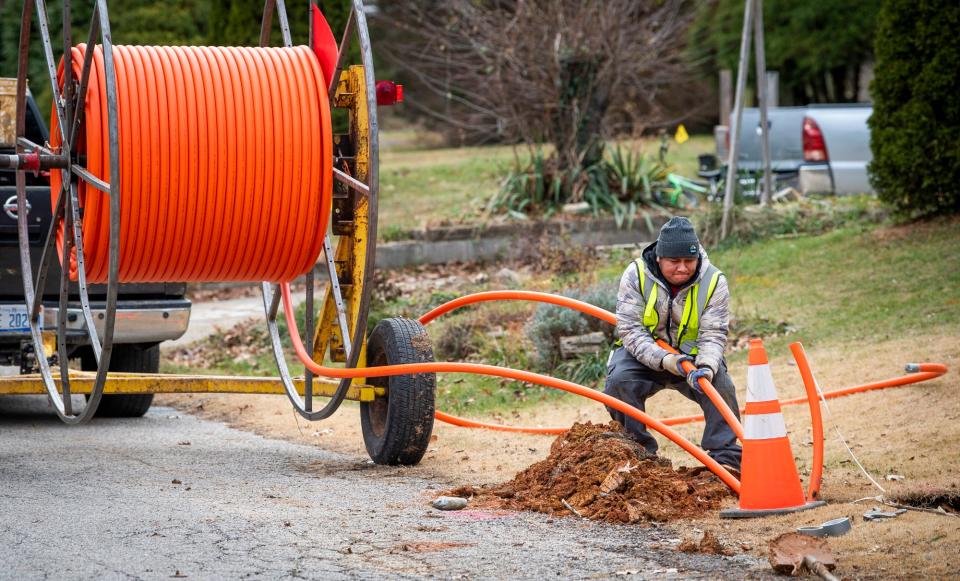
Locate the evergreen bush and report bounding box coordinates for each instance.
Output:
[526,281,618,370]
[868,0,960,217]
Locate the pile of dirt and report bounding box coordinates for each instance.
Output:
[446,421,732,524]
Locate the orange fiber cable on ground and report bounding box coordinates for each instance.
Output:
[790,342,825,501]
[278,284,742,493]
[419,291,742,437]
[654,363,949,427]
[414,291,948,435]
[49,44,332,283]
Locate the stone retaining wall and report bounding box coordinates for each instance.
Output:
[375,216,668,269]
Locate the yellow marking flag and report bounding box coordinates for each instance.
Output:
[674,124,689,144]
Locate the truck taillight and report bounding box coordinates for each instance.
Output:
[802,116,828,162]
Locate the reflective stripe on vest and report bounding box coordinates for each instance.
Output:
[634,258,722,355]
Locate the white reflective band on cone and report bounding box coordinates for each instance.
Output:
[744,412,788,439]
[747,364,779,402]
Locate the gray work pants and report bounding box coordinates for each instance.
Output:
[603,347,742,468]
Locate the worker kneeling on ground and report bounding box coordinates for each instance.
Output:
[604,216,742,471]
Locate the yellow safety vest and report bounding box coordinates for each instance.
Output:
[634,258,722,355]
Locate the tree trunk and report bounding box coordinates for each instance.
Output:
[554,55,608,178]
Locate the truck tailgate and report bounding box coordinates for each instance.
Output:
[805,105,873,194]
[735,107,807,172]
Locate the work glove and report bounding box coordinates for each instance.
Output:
[661,353,694,377]
[686,366,714,392]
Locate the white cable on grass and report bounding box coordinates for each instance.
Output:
[811,373,886,494]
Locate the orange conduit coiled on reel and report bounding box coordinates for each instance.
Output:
[49,43,332,283]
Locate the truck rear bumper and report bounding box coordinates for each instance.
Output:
[0,300,191,345]
[799,163,834,194]
[47,301,191,343]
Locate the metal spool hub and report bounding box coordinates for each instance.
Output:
[12,0,121,424]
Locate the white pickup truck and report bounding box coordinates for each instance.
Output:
[710,104,874,195]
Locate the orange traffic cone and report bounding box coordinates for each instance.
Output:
[721,339,825,518]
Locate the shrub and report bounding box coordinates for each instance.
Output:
[526,280,618,370]
[489,144,669,226]
[868,0,960,217]
[433,316,485,361]
[556,351,610,388]
[491,149,567,219]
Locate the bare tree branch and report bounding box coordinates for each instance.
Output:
[375,0,698,169]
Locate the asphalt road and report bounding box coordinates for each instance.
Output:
[0,396,761,580]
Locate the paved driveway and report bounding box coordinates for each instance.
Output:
[0,397,760,579]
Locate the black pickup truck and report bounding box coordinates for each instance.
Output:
[0,87,191,416]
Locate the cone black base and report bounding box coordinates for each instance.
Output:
[720,500,826,519]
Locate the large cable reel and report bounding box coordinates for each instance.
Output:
[8,0,379,423]
[12,0,120,423]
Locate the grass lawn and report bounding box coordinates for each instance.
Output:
[377,133,715,237]
[379,142,516,232]
[715,220,960,360]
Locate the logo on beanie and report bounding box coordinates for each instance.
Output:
[689,244,697,255]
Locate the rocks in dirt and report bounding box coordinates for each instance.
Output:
[678,531,732,556]
[863,508,906,521]
[445,422,732,524]
[559,332,608,359]
[768,532,836,575]
[431,496,469,511]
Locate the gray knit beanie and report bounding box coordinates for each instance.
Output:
[656,216,700,258]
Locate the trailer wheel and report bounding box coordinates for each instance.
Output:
[361,318,436,465]
[81,343,158,418]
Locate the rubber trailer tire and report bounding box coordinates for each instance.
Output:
[81,343,159,418]
[361,318,436,465]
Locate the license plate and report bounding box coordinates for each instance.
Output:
[0,304,35,333]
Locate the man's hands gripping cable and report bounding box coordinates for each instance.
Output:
[685,366,714,393]
[661,353,694,377]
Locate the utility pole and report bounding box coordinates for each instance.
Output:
[720,0,755,239]
[721,0,773,236]
[754,0,773,205]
